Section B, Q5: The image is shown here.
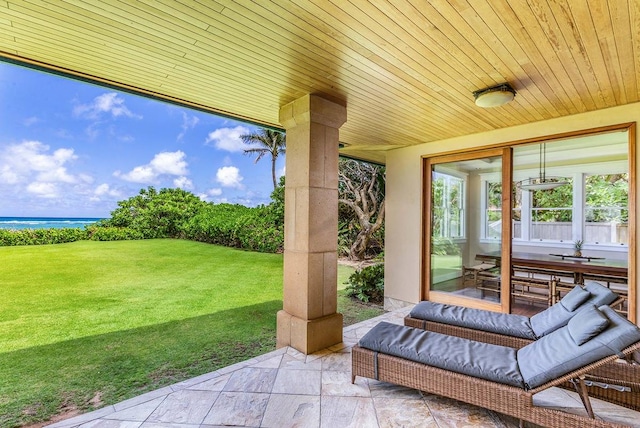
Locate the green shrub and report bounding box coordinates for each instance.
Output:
[86,226,144,241]
[344,263,384,304]
[180,203,250,247]
[102,186,208,238]
[181,203,283,253]
[0,228,87,246]
[234,206,284,253]
[1,183,286,252]
[432,237,461,256]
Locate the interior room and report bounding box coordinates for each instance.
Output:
[428,129,630,317]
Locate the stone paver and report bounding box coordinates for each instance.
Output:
[47,307,640,428]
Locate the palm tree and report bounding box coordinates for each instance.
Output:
[241,128,286,190]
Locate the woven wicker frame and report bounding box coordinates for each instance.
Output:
[352,342,640,428]
[404,316,640,411]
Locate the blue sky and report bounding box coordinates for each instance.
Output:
[0,61,284,218]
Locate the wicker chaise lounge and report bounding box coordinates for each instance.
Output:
[404,282,640,410]
[352,305,640,428]
[405,281,618,348]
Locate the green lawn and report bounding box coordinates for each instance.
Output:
[336,262,386,325]
[0,239,378,427]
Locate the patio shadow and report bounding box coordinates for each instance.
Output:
[0,300,282,428]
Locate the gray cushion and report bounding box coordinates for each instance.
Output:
[567,304,609,346]
[583,281,619,306]
[408,281,618,341]
[530,281,618,338]
[529,303,572,337]
[560,286,591,311]
[518,305,640,389]
[358,322,525,388]
[593,306,640,357]
[409,301,536,340]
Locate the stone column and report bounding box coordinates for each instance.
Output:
[276,94,346,354]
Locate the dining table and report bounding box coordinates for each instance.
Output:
[475,251,628,285]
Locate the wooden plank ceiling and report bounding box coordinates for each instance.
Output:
[0,0,638,163]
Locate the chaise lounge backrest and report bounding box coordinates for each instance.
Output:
[519,305,640,389]
[529,281,618,337]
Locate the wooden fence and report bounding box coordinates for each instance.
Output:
[512,222,628,244]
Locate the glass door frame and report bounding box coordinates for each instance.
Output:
[421,122,635,322]
[423,147,513,313]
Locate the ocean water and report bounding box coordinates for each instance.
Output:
[0,217,104,230]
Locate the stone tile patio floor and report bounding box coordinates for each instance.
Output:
[48,307,640,428]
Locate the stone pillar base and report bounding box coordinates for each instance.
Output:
[277,310,343,354]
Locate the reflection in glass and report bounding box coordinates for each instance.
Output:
[512,134,629,316]
[530,179,573,241]
[430,157,501,303]
[585,173,628,245]
[513,136,629,248]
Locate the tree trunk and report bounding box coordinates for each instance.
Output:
[271,158,277,190]
[338,158,385,261]
[349,229,371,260]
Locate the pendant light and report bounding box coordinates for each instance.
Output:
[518,143,569,191]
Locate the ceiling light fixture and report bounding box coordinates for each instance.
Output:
[517,143,569,191]
[473,83,516,108]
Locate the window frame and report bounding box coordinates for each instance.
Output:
[431,167,467,241]
[423,148,512,313]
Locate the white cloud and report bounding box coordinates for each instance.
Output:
[55,128,74,139]
[26,182,58,198]
[90,183,121,201]
[205,126,250,152]
[0,140,103,208]
[74,92,141,120]
[216,166,244,189]
[37,167,77,183]
[177,112,200,141]
[79,173,94,184]
[173,176,193,189]
[94,183,120,197]
[197,187,222,202]
[0,141,80,185]
[23,116,39,126]
[114,166,155,183]
[84,123,100,140]
[234,198,255,206]
[115,151,189,184]
[0,165,19,184]
[150,151,188,175]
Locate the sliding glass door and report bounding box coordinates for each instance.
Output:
[422,124,634,321]
[424,149,512,312]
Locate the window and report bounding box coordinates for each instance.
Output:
[484,181,502,239]
[484,172,629,246]
[530,178,573,241]
[512,185,522,240]
[486,139,630,248]
[432,172,465,239]
[584,173,628,245]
